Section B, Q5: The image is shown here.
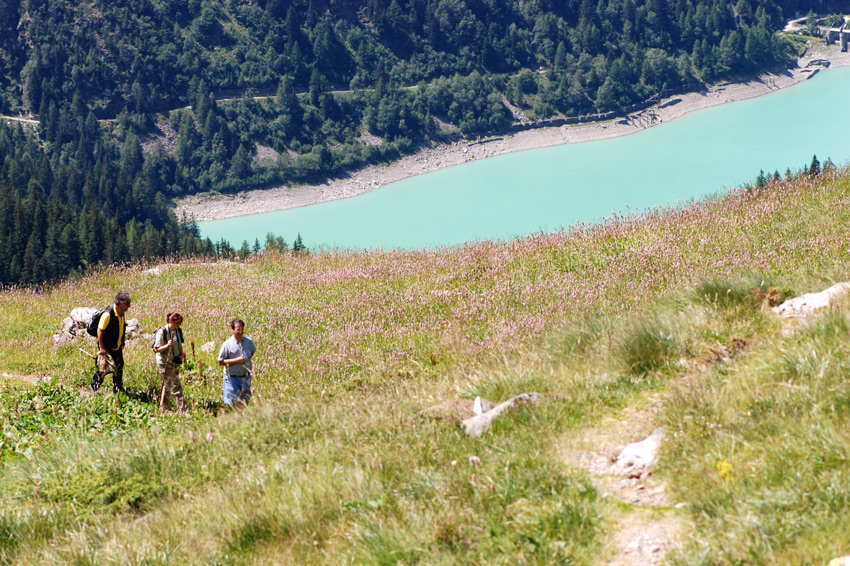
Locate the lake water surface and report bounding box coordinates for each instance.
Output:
[199,67,850,250]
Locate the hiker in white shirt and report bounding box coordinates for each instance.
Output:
[218,318,257,406]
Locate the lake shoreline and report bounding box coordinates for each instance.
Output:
[177,47,850,223]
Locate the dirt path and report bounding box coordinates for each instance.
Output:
[562,393,687,565]
[0,370,97,396]
[566,280,842,565]
[0,115,39,125]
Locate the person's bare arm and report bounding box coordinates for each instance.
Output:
[97,328,107,355]
[218,355,245,367]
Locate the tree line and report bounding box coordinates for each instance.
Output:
[0,117,306,286]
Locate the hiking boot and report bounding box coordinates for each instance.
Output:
[90,372,104,393]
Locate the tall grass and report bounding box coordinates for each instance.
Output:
[1,167,850,563]
[662,296,850,565]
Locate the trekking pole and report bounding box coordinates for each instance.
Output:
[79,348,96,360]
[191,340,204,386]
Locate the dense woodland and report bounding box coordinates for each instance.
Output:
[0,0,845,285]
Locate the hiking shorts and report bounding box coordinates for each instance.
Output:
[223,375,252,405]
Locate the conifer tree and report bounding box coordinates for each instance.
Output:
[808,154,820,176]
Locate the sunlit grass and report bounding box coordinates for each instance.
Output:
[662,295,850,565]
[1,167,850,563]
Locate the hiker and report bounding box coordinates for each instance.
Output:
[91,291,131,394]
[218,318,257,406]
[153,312,187,413]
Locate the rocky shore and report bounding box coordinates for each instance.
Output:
[176,47,850,223]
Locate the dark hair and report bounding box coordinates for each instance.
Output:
[167,312,183,323]
[115,291,131,305]
[229,318,245,329]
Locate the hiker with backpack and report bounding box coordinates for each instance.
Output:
[89,291,132,394]
[152,312,187,413]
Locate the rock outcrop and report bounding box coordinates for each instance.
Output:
[610,428,665,479]
[51,307,98,346]
[51,307,144,346]
[420,396,497,423]
[772,282,850,318]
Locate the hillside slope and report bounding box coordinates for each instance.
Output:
[1,165,850,563]
[0,0,801,200]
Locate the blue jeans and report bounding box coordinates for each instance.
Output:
[223,375,252,405]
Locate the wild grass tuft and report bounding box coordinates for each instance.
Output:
[615,312,681,376]
[694,276,794,313]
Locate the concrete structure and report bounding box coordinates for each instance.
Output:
[826,23,849,52]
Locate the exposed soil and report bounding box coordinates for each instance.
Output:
[563,392,688,565]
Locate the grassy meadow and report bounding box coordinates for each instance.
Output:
[2,166,850,564]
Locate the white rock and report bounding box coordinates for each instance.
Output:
[125,318,144,339]
[69,307,98,324]
[462,392,542,437]
[772,282,850,318]
[200,341,217,353]
[611,428,665,478]
[473,396,484,416]
[51,307,97,345]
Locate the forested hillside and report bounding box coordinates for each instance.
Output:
[0,0,843,285]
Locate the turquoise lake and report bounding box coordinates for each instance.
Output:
[199,66,850,250]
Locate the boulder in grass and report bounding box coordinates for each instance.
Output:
[125,318,144,340]
[461,392,542,437]
[420,397,496,423]
[50,307,98,346]
[70,307,98,324]
[610,428,665,479]
[200,341,217,354]
[51,308,144,346]
[828,558,850,566]
[772,282,850,318]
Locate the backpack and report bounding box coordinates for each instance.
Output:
[151,326,165,350]
[86,307,109,337]
[151,326,184,350]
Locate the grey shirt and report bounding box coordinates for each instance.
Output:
[154,326,183,367]
[218,336,256,377]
